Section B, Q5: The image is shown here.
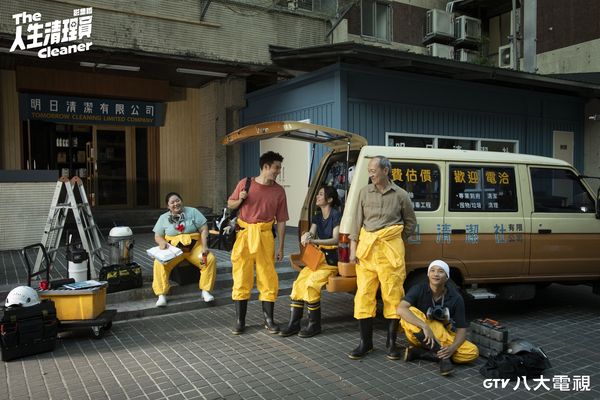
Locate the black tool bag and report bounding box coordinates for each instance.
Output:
[480,351,552,380]
[1,299,58,362]
[99,262,143,293]
[221,220,237,251]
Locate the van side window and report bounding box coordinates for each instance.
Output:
[449,165,517,212]
[391,163,440,211]
[531,168,595,213]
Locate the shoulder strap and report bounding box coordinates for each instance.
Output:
[236,177,251,209]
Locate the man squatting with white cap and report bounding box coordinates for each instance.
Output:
[397,260,479,375]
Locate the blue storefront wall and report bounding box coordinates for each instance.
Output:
[344,65,584,170]
[240,65,341,176]
[239,63,585,177]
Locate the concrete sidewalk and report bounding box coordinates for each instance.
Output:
[1,284,599,399]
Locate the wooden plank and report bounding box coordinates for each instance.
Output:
[16,66,169,102]
[0,70,21,169]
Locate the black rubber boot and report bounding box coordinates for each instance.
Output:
[279,300,304,337]
[262,301,280,334]
[299,302,321,338]
[439,358,455,376]
[348,318,374,360]
[232,300,247,335]
[385,319,403,360]
[404,346,439,362]
[415,330,441,352]
[414,331,454,375]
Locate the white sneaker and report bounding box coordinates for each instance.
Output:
[202,290,214,302]
[156,295,167,307]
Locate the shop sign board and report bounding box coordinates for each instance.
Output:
[20,93,166,126]
[10,8,94,59]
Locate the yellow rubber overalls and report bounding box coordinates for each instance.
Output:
[231,219,278,302]
[152,232,216,296]
[290,244,338,303]
[401,307,479,363]
[354,225,405,319]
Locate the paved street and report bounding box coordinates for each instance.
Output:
[2,282,599,399]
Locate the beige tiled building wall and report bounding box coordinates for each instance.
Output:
[1,0,329,66]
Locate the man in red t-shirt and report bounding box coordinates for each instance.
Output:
[227,151,289,335]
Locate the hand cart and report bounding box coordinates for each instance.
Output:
[22,243,117,339]
[58,309,117,339]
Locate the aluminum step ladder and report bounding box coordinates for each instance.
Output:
[33,177,107,278]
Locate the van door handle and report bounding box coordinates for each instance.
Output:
[538,229,552,234]
[451,229,466,234]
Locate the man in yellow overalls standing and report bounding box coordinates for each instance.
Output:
[227,151,289,335]
[348,155,417,360]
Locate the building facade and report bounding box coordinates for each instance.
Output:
[0,0,331,210]
[330,0,600,185]
[2,0,600,215]
[237,0,600,190]
[240,61,588,172]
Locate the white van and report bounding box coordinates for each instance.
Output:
[223,121,600,300]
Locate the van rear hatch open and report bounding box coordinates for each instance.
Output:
[222,121,366,252]
[221,121,367,150]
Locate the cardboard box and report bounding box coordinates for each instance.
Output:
[338,262,356,277]
[326,276,357,293]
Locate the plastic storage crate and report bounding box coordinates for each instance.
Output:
[38,284,107,321]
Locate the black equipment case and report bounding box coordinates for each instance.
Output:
[1,299,58,361]
[468,318,509,358]
[99,262,143,293]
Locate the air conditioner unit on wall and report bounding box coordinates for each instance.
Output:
[427,43,454,60]
[454,15,481,42]
[455,48,479,63]
[424,9,454,41]
[498,44,514,69]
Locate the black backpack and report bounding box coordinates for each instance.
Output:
[219,177,251,251]
[480,351,552,380]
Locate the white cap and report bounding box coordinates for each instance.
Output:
[428,259,450,279]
